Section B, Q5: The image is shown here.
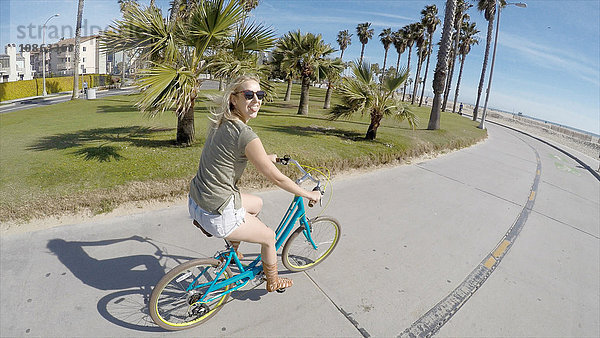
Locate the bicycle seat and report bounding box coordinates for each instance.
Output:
[193,220,213,237]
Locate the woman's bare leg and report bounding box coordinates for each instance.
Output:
[226,214,276,265]
[241,193,263,216]
[232,193,264,257]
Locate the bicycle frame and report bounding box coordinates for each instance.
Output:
[189,195,315,303]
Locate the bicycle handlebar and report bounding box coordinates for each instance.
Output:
[276,155,324,207]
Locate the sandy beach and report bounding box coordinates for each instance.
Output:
[415,95,599,161]
[462,104,599,161]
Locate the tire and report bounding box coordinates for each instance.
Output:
[148,258,232,330]
[282,216,341,272]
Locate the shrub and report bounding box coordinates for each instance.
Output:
[0,74,111,101]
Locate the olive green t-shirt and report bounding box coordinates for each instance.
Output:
[189,119,258,214]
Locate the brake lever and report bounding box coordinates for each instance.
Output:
[276,155,290,165]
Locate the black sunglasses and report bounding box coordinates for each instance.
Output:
[236,90,266,100]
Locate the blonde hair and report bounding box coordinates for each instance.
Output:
[209,74,260,128]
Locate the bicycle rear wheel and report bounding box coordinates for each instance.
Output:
[282,216,341,272]
[149,258,232,330]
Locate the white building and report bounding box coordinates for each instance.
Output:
[49,35,107,76]
[0,44,33,83]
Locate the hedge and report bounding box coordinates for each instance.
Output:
[0,74,112,102]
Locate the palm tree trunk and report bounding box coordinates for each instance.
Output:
[219,77,224,91]
[441,48,456,111]
[360,43,366,64]
[452,54,466,113]
[382,49,388,75]
[340,48,345,61]
[395,52,402,76]
[419,37,434,106]
[323,83,332,109]
[297,75,310,115]
[176,100,195,145]
[284,77,293,101]
[365,113,382,140]
[121,51,127,88]
[443,17,463,112]
[411,52,423,105]
[473,17,494,121]
[402,46,413,101]
[169,0,180,21]
[71,0,84,100]
[428,0,457,130]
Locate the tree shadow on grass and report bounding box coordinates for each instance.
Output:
[74,143,124,162]
[28,126,176,161]
[261,124,377,143]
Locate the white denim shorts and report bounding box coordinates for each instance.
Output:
[188,196,246,238]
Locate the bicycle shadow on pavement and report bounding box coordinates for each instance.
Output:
[46,236,196,332]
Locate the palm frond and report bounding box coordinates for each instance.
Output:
[387,100,418,130]
[381,66,409,93]
[136,62,197,117]
[102,5,179,62]
[352,60,375,85]
[230,21,276,54]
[187,0,245,55]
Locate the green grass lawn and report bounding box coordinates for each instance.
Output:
[0,83,486,221]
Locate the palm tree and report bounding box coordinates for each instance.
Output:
[281,30,336,115]
[337,30,352,61]
[272,32,299,101]
[392,29,407,77]
[418,4,440,106]
[415,41,430,102]
[329,61,417,140]
[356,22,374,64]
[473,0,504,121]
[402,23,419,101]
[428,0,457,130]
[168,0,180,21]
[379,28,394,75]
[239,0,259,11]
[320,57,344,109]
[239,0,259,26]
[410,23,425,105]
[452,21,479,113]
[102,0,275,145]
[442,0,472,111]
[71,0,84,100]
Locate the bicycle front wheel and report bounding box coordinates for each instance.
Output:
[149,258,232,330]
[282,216,341,272]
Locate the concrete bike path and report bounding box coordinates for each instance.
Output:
[1,123,598,336]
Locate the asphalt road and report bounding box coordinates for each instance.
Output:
[1,122,598,337]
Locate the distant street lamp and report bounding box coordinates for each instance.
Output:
[42,13,60,96]
[478,2,526,129]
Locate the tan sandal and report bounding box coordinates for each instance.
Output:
[262,262,293,292]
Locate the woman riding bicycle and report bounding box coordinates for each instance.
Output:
[188,75,321,292]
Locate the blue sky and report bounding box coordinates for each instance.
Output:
[1,0,598,135]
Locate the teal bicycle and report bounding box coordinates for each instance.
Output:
[148,156,342,330]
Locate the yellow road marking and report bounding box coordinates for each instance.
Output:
[529,191,536,200]
[484,256,496,269]
[492,240,511,258]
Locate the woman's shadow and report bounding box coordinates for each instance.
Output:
[46,236,164,290]
[47,236,193,332]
